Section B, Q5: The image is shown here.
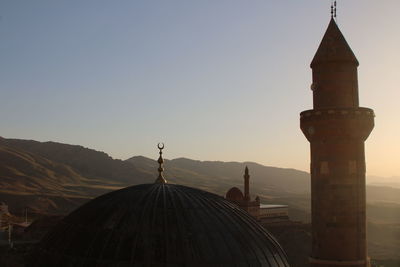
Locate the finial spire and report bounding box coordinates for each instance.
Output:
[334,1,337,19]
[331,1,337,19]
[155,143,167,184]
[311,10,358,68]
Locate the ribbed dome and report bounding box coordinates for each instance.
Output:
[32,183,289,266]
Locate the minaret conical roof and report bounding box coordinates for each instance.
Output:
[311,18,359,67]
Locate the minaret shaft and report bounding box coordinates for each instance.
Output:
[310,141,367,259]
[244,166,250,201]
[301,18,374,267]
[312,64,359,109]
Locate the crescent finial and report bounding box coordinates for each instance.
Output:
[157,142,164,150]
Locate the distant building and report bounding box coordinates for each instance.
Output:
[259,204,289,224]
[0,202,10,216]
[0,202,11,230]
[0,203,31,235]
[225,166,289,224]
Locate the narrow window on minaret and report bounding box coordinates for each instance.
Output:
[349,160,357,174]
[320,161,329,175]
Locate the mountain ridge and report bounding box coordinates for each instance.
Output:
[0,138,398,260]
[1,138,399,215]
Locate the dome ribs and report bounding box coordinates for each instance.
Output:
[32,184,289,266]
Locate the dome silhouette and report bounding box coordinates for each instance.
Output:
[226,186,244,202]
[32,183,289,266]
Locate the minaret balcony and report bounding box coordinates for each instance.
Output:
[300,107,374,141]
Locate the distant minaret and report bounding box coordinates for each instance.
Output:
[300,13,374,267]
[244,166,250,201]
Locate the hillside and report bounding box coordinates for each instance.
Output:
[0,139,129,214]
[1,138,400,214]
[2,138,152,184]
[367,175,400,189]
[128,156,310,196]
[0,138,399,260]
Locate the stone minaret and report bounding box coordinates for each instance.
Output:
[300,18,374,267]
[244,166,250,201]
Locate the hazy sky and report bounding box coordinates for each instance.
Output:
[1,1,399,177]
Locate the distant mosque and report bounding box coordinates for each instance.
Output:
[30,4,374,267]
[225,166,289,224]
